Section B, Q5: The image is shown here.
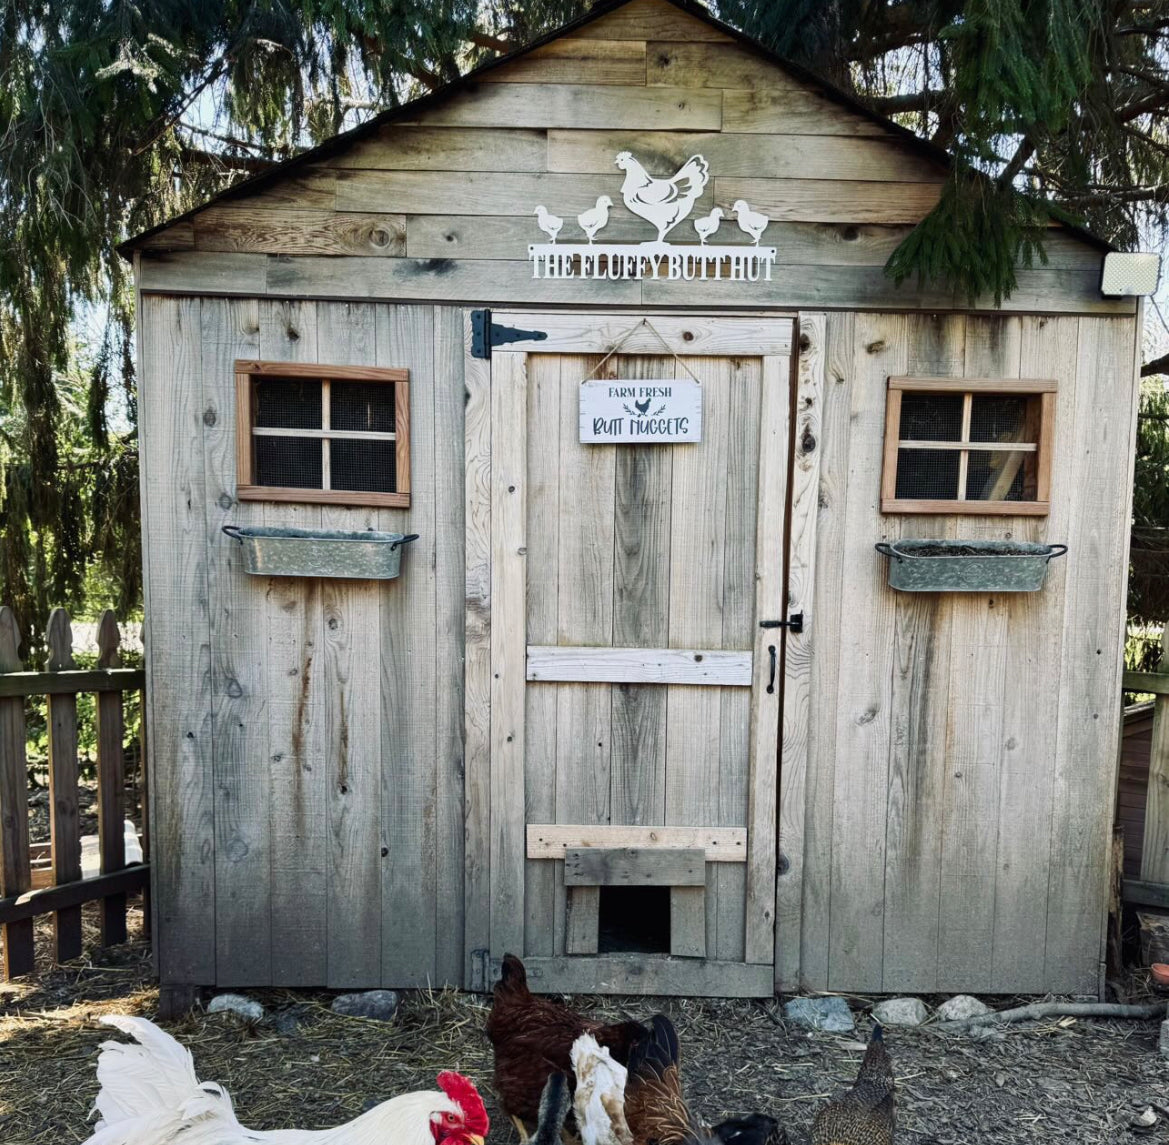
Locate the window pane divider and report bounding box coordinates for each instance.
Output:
[250,427,398,442]
[897,440,1037,452]
[956,392,972,501]
[321,378,331,491]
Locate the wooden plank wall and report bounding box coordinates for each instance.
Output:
[140,294,465,988]
[797,311,1140,996]
[132,0,1129,319]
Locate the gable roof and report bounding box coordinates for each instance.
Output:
[119,0,1111,256]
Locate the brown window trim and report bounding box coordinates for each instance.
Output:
[234,359,410,508]
[881,376,1056,516]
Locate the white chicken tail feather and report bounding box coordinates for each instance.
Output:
[86,1015,246,1144]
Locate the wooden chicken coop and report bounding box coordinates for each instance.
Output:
[122,0,1148,1003]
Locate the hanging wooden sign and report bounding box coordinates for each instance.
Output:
[579,379,702,444]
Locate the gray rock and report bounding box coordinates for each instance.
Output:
[871,997,929,1026]
[935,994,992,1022]
[207,993,264,1021]
[783,995,855,1033]
[1160,1018,1169,1061]
[270,1006,307,1035]
[966,1025,1005,1043]
[331,989,400,1022]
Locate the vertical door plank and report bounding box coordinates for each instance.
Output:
[317,302,382,987]
[666,354,731,955]
[827,314,906,990]
[879,314,964,993]
[95,612,128,946]
[744,355,788,965]
[555,354,617,955]
[777,316,825,988]
[717,356,761,963]
[377,304,438,986]
[670,886,707,957]
[490,352,528,959]
[463,317,493,983]
[201,297,271,985]
[433,307,468,985]
[0,606,34,977]
[799,312,854,990]
[610,355,673,833]
[933,317,1019,993]
[991,316,1078,992]
[139,295,216,986]
[524,352,562,957]
[259,300,328,986]
[1046,317,1139,993]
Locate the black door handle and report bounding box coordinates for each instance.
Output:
[766,645,777,694]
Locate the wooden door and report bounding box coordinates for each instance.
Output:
[465,313,794,996]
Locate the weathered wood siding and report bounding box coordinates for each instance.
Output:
[132,0,1129,317]
[790,312,1140,996]
[140,294,465,988]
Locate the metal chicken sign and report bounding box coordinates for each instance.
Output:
[529,152,776,282]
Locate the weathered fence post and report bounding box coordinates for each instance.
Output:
[45,607,82,962]
[95,612,127,945]
[1139,626,1169,885]
[0,607,34,977]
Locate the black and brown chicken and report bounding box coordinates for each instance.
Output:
[486,953,646,1129]
[624,1014,786,1145]
[811,1024,895,1145]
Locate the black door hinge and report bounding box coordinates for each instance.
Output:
[760,613,803,634]
[470,309,548,359]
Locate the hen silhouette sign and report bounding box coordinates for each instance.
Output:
[530,152,776,282]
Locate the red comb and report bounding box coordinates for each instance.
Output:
[437,1072,489,1136]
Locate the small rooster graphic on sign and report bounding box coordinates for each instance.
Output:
[634,398,652,415]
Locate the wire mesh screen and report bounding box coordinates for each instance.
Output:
[332,382,396,433]
[895,449,961,500]
[966,450,1031,501]
[255,436,323,488]
[332,440,397,493]
[899,392,964,441]
[969,395,1028,444]
[255,379,322,429]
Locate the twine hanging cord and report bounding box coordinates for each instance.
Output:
[579,317,704,385]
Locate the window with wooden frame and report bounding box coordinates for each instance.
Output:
[881,377,1055,515]
[235,360,410,508]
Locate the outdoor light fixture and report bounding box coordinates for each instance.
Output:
[1100,251,1162,296]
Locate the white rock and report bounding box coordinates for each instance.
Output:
[872,997,929,1026]
[331,989,400,1021]
[783,995,855,1032]
[1132,1107,1158,1129]
[1159,1018,1169,1061]
[207,993,264,1021]
[935,994,992,1022]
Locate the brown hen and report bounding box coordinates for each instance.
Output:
[811,1024,894,1145]
[624,1014,785,1145]
[486,953,646,1126]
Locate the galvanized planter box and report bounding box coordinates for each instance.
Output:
[875,539,1067,593]
[223,525,418,580]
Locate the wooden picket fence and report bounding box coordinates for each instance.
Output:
[1123,626,1169,911]
[0,605,149,980]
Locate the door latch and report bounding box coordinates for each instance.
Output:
[760,613,803,634]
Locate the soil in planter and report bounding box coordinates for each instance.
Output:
[902,543,1041,557]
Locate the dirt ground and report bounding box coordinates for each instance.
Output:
[2,915,1168,1145]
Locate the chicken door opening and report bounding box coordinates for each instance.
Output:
[597,886,670,954]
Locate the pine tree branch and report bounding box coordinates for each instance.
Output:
[1142,351,1169,376]
[999,137,1036,186]
[469,30,514,54]
[868,89,948,115]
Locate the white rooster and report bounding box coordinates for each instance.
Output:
[571,1033,633,1145]
[614,152,709,244]
[83,1015,489,1145]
